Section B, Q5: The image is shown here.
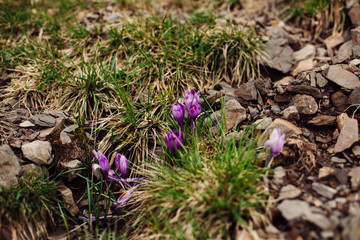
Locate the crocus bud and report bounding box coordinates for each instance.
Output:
[184,89,200,110]
[115,153,129,178]
[172,103,185,129]
[165,130,183,153]
[264,128,286,159]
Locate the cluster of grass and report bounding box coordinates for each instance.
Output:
[130,119,269,239]
[0,171,68,239]
[277,0,345,38]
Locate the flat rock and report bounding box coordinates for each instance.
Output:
[19,120,35,128]
[0,145,20,188]
[21,140,52,165]
[4,108,29,124]
[348,3,360,27]
[273,76,295,88]
[43,110,70,119]
[277,200,310,221]
[325,65,360,89]
[332,40,353,64]
[331,156,347,163]
[262,38,293,74]
[293,44,316,62]
[283,105,300,120]
[234,79,257,101]
[349,167,360,190]
[348,87,360,105]
[58,182,79,216]
[352,144,360,157]
[312,182,337,199]
[260,118,302,142]
[278,184,301,200]
[291,94,318,115]
[351,27,360,46]
[334,117,359,153]
[318,167,336,180]
[286,84,322,98]
[38,118,65,139]
[316,73,328,87]
[341,214,360,240]
[292,58,314,76]
[308,115,336,126]
[254,117,273,130]
[60,131,72,145]
[305,212,335,230]
[62,124,79,133]
[30,113,56,127]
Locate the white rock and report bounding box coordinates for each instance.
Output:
[21,140,52,165]
[19,120,35,128]
[294,44,316,62]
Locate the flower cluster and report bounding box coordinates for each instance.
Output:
[166,90,201,154]
[88,150,143,221]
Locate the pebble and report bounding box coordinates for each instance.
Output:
[260,118,302,142]
[331,90,348,108]
[351,144,360,157]
[254,117,272,130]
[293,44,316,62]
[19,120,36,128]
[292,58,314,76]
[318,167,336,180]
[349,167,360,190]
[316,73,328,87]
[331,156,347,163]
[334,117,359,153]
[234,79,257,101]
[348,87,360,105]
[262,38,293,74]
[30,113,56,127]
[278,184,302,200]
[291,94,318,115]
[312,182,337,199]
[283,105,300,120]
[332,40,353,64]
[325,65,360,90]
[277,199,310,221]
[308,115,336,126]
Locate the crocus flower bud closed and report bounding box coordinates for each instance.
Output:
[264,128,286,159]
[115,153,129,178]
[172,102,185,129]
[188,103,201,119]
[165,130,183,153]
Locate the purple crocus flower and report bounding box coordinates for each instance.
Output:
[264,128,285,165]
[188,103,201,119]
[115,153,129,179]
[165,130,183,153]
[172,102,185,130]
[184,89,200,110]
[92,150,120,181]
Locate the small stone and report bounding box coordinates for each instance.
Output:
[248,106,259,117]
[60,160,82,181]
[317,47,327,57]
[58,182,79,216]
[326,65,360,89]
[60,131,72,145]
[254,117,272,130]
[292,58,314,76]
[4,108,29,124]
[348,87,360,105]
[312,182,337,199]
[260,118,302,143]
[321,230,334,239]
[293,44,316,62]
[254,78,272,96]
[273,76,295,87]
[286,84,322,98]
[319,167,336,180]
[334,117,359,153]
[332,40,353,64]
[38,118,65,139]
[308,115,336,126]
[353,45,360,56]
[43,110,70,119]
[277,200,310,221]
[9,139,22,148]
[291,94,318,115]
[341,214,360,240]
[337,113,350,130]
[331,90,349,108]
[19,120,35,128]
[305,212,335,230]
[30,114,56,127]
[349,167,360,190]
[262,38,293,74]
[278,184,302,200]
[331,156,347,163]
[335,169,348,185]
[62,124,79,133]
[352,145,360,157]
[283,105,300,120]
[234,79,257,101]
[21,140,52,165]
[271,104,281,113]
[0,145,20,188]
[316,73,329,87]
[351,27,360,46]
[273,166,286,185]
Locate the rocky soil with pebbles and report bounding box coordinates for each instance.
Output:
[2,1,360,239]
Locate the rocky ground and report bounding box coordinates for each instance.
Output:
[2,1,360,239]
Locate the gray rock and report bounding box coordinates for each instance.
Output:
[248,106,259,118]
[292,94,318,115]
[254,117,272,130]
[283,105,300,120]
[63,124,79,133]
[352,144,360,157]
[234,79,257,101]
[19,120,35,128]
[21,140,52,165]
[273,166,286,185]
[43,110,70,119]
[332,40,353,64]
[277,200,310,221]
[326,65,360,89]
[348,87,360,105]
[305,212,335,230]
[316,73,329,88]
[262,38,293,73]
[331,156,347,163]
[60,131,72,145]
[312,182,337,199]
[341,214,360,240]
[278,184,301,200]
[349,167,360,190]
[294,44,316,62]
[38,118,65,139]
[30,113,56,127]
[0,145,20,188]
[317,47,327,57]
[292,58,314,76]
